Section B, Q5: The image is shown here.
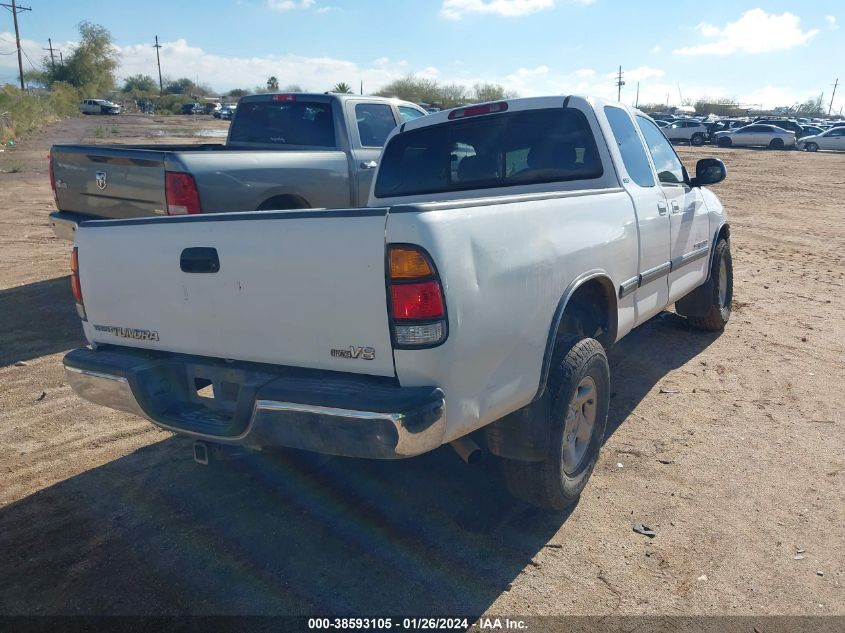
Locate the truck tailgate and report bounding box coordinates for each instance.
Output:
[74,209,396,377]
[52,145,169,218]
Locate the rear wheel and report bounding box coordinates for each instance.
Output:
[769,137,785,150]
[717,137,732,148]
[691,133,705,146]
[805,142,819,152]
[501,336,609,510]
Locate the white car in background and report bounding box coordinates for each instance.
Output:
[79,99,121,115]
[662,119,708,146]
[713,124,796,149]
[797,126,845,152]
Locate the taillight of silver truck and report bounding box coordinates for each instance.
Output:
[165,171,202,215]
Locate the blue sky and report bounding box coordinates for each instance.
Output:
[1,0,842,110]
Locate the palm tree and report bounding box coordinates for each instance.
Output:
[331,82,353,94]
[266,76,279,91]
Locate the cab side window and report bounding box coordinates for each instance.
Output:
[399,106,425,123]
[636,116,685,185]
[355,103,397,147]
[604,106,654,187]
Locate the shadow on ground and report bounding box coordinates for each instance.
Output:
[0,312,719,616]
[0,275,85,367]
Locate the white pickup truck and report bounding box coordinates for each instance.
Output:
[64,96,732,509]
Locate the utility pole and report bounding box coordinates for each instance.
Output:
[43,37,55,71]
[58,50,63,66]
[1,0,32,90]
[153,35,163,96]
[615,66,625,102]
[829,78,839,116]
[635,82,640,108]
[360,80,363,95]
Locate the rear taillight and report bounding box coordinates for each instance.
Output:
[48,151,58,207]
[165,171,202,215]
[387,245,447,347]
[71,247,86,321]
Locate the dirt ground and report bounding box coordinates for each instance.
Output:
[0,114,843,618]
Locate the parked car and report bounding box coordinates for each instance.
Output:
[713,124,796,149]
[180,103,204,115]
[79,99,121,115]
[214,105,236,120]
[705,119,747,141]
[754,118,807,138]
[655,119,669,128]
[49,93,428,239]
[662,119,708,146]
[800,125,825,137]
[63,95,732,510]
[797,126,845,152]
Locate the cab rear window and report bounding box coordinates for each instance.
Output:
[374,107,602,198]
[228,101,335,147]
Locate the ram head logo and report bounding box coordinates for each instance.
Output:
[95,171,108,190]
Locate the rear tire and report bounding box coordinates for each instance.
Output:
[769,137,785,150]
[691,133,705,146]
[686,238,733,331]
[805,142,819,152]
[501,336,609,510]
[717,137,732,148]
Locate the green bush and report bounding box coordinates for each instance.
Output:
[0,83,80,143]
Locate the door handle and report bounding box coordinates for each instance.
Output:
[359,161,378,170]
[180,247,220,274]
[671,200,681,213]
[657,202,668,215]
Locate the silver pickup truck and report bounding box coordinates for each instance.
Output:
[49,93,427,240]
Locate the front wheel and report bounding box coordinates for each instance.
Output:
[501,337,609,510]
[805,142,819,152]
[717,137,732,148]
[691,133,705,146]
[769,137,785,150]
[684,238,733,331]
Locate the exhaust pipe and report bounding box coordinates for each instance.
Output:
[450,436,482,464]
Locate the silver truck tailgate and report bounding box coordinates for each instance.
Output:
[52,145,169,218]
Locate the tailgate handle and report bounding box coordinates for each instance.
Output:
[180,247,220,274]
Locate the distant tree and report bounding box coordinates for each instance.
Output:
[375,76,441,104]
[438,83,467,108]
[122,74,158,94]
[471,82,517,103]
[163,77,212,97]
[33,22,119,96]
[693,97,743,117]
[332,82,353,94]
[227,88,250,98]
[793,93,825,116]
[284,84,303,93]
[267,76,279,91]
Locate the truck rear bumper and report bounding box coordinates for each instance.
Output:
[63,347,445,459]
[49,211,99,241]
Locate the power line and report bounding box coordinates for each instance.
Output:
[0,0,31,90]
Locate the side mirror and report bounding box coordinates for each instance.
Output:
[691,158,727,187]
